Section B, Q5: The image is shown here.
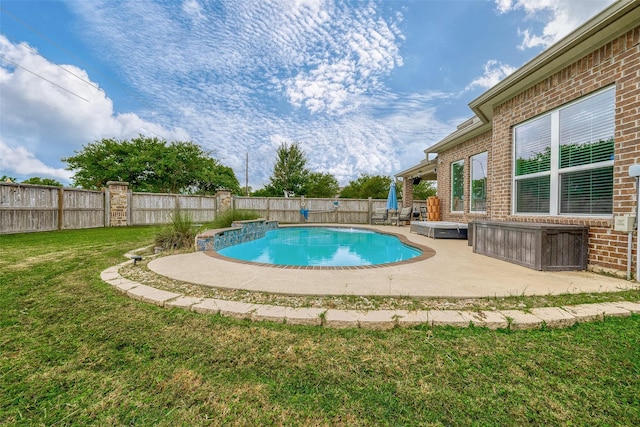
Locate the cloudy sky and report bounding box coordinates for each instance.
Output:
[0,0,615,188]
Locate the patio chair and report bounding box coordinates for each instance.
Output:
[419,206,427,221]
[371,208,388,225]
[391,207,412,226]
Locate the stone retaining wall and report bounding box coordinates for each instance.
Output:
[196,219,278,252]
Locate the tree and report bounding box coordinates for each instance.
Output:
[304,172,340,198]
[63,136,240,194]
[252,143,339,197]
[250,187,273,197]
[21,177,63,187]
[1,175,17,183]
[192,161,242,195]
[412,180,437,200]
[339,174,392,199]
[266,142,309,196]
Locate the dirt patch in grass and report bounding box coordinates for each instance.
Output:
[2,250,81,273]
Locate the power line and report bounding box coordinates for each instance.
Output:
[0,6,157,111]
[0,7,99,91]
[25,44,99,91]
[0,55,90,102]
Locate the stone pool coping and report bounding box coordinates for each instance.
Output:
[101,257,640,330]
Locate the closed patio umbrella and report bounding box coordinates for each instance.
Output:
[386,182,398,211]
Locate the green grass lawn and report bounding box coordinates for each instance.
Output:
[1,227,639,425]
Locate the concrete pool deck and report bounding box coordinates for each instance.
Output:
[148,224,635,298]
[101,224,640,329]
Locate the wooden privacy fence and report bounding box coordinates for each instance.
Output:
[0,182,219,234]
[1,181,429,234]
[0,183,104,234]
[234,196,384,224]
[130,192,217,225]
[233,197,428,224]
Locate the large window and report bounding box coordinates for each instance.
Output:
[470,152,487,212]
[513,87,615,216]
[451,160,464,212]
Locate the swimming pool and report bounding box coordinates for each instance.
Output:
[216,227,422,267]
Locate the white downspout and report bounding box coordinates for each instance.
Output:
[629,176,640,282]
[627,165,640,282]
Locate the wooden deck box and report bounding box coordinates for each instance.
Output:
[470,221,588,271]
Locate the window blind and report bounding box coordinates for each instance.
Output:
[516,175,550,214]
[513,86,615,216]
[560,167,613,214]
[515,114,551,176]
[559,88,615,168]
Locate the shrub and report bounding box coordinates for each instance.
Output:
[209,209,261,229]
[154,210,197,250]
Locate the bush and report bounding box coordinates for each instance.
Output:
[154,210,197,250]
[209,209,261,229]
[154,209,260,250]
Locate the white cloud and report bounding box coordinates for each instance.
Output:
[3,1,456,188]
[182,0,205,22]
[3,0,621,190]
[60,0,418,187]
[461,1,614,100]
[0,139,72,181]
[281,3,404,114]
[495,0,616,49]
[465,60,517,92]
[0,35,187,182]
[494,0,513,13]
[285,60,356,114]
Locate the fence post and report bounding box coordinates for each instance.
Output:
[106,181,130,226]
[267,198,271,221]
[127,189,132,225]
[57,187,64,230]
[104,188,110,227]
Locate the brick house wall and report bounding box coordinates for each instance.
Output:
[401,178,414,208]
[438,26,639,273]
[438,130,493,224]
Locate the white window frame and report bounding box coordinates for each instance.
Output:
[470,152,488,213]
[512,86,615,217]
[451,160,464,213]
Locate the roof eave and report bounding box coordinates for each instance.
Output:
[424,119,492,154]
[395,159,437,180]
[470,0,639,122]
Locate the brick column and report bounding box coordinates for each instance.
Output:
[107,181,129,226]
[401,178,414,208]
[216,189,232,212]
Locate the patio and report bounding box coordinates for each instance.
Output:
[146,224,633,298]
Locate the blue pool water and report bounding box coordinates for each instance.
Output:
[217,227,422,267]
